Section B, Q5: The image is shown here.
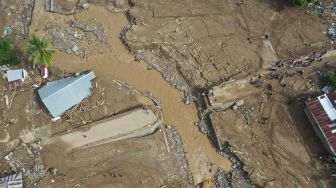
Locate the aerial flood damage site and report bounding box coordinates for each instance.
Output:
[2,0,336,187]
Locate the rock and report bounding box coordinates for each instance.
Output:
[105,0,130,13]
[232,105,238,111]
[72,45,79,52]
[48,167,58,175]
[45,0,85,15]
[73,32,83,39]
[3,26,12,36]
[82,3,89,9]
[235,100,244,107]
[183,95,191,105]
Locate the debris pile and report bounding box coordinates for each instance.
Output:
[320,156,336,177]
[0,0,34,39]
[307,2,336,42]
[216,147,258,188]
[52,18,108,57]
[274,50,327,69]
[327,28,336,40]
[69,19,107,44]
[3,142,48,185]
[52,26,84,57]
[164,126,194,187]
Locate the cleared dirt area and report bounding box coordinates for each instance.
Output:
[39,127,193,187]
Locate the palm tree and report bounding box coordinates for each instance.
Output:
[26,33,55,68]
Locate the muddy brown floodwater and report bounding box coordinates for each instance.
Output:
[29,1,231,184]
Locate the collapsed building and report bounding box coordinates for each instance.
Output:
[0,173,23,188]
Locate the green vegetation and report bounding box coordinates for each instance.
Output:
[323,72,336,88]
[26,33,56,68]
[0,37,21,66]
[293,0,319,6]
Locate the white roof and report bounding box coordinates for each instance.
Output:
[6,69,27,82]
[318,94,336,121]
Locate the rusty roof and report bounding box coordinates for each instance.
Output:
[306,92,336,154]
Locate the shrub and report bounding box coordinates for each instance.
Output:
[293,0,319,6]
[323,72,336,88]
[294,0,307,6]
[0,37,20,66]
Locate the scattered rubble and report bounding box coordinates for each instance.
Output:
[45,0,88,15]
[273,49,327,69]
[51,18,108,57]
[69,19,107,44]
[163,125,194,187]
[52,26,85,57]
[0,0,34,41]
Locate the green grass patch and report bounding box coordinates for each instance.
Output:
[323,72,336,88]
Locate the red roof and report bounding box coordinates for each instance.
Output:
[306,92,336,154]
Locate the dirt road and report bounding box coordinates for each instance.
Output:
[29,1,231,184]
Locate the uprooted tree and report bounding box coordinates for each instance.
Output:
[0,37,21,66]
[26,33,56,68]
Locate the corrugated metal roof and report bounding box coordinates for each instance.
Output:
[6,69,25,82]
[38,71,95,117]
[306,92,336,155]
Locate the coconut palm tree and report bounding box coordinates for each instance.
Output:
[26,33,55,68]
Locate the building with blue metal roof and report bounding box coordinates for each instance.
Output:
[38,71,96,117]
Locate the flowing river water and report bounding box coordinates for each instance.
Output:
[29,1,231,184]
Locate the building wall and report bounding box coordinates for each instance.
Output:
[304,107,335,156]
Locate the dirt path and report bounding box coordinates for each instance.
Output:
[29,1,231,184]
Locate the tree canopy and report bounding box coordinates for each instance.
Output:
[0,37,20,66]
[26,33,55,68]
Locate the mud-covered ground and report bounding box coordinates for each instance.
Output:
[123,0,328,92]
[1,0,336,187]
[210,56,336,187]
